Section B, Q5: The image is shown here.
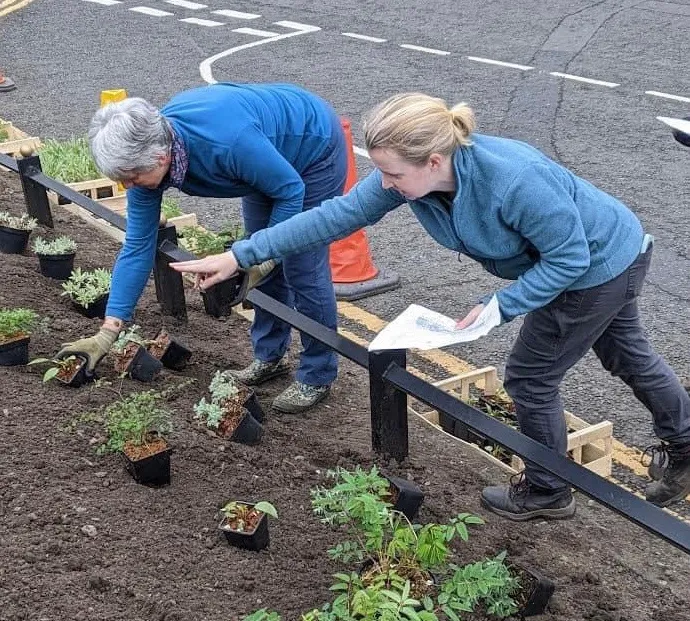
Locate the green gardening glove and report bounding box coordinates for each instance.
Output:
[57,327,119,373]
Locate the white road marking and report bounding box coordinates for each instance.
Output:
[181,17,224,27]
[400,43,450,56]
[550,72,619,88]
[211,9,261,19]
[82,0,121,5]
[274,20,321,32]
[342,32,387,43]
[165,0,205,8]
[646,90,690,103]
[233,27,281,37]
[200,21,321,84]
[353,146,369,159]
[129,6,173,16]
[467,56,533,71]
[657,116,690,133]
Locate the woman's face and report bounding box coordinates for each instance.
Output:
[369,148,436,200]
[120,153,171,190]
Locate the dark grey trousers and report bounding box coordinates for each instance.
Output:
[504,246,690,490]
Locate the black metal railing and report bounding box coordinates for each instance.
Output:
[3,147,690,556]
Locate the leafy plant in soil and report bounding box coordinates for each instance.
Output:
[0,211,38,231]
[98,389,172,456]
[161,196,183,219]
[0,307,39,345]
[61,267,111,308]
[178,225,240,258]
[194,370,261,440]
[244,467,520,620]
[38,136,102,183]
[220,500,278,532]
[28,355,87,384]
[32,235,77,256]
[110,325,162,381]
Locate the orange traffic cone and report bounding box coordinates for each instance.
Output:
[329,119,399,300]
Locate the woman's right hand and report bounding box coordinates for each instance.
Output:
[170,251,240,290]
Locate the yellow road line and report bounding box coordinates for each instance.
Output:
[0,0,33,18]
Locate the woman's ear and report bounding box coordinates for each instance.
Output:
[428,153,444,170]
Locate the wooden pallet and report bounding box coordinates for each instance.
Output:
[47,177,122,206]
[0,120,42,159]
[409,366,613,477]
[98,195,198,229]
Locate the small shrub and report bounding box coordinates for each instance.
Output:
[0,211,38,231]
[178,225,240,258]
[38,136,102,183]
[161,196,182,219]
[0,308,39,344]
[61,267,111,308]
[28,355,82,382]
[99,390,172,454]
[32,235,77,256]
[193,370,242,429]
[111,324,148,354]
[0,126,9,143]
[220,500,278,532]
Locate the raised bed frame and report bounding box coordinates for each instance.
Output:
[409,366,613,477]
[0,120,42,158]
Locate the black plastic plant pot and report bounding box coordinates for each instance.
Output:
[126,346,163,382]
[72,294,109,319]
[152,330,192,370]
[57,355,93,388]
[38,253,76,280]
[0,225,30,254]
[384,474,425,522]
[243,390,265,423]
[230,410,263,445]
[438,411,486,446]
[515,565,556,618]
[201,279,235,318]
[123,444,172,486]
[0,336,30,366]
[219,507,270,551]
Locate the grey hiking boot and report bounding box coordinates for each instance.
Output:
[272,381,330,414]
[480,473,576,522]
[645,442,690,507]
[228,358,289,386]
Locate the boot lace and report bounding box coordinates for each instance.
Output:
[508,472,530,500]
[641,442,670,470]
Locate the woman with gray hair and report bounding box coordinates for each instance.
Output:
[58,82,348,413]
[172,92,690,519]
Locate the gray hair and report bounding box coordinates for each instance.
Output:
[364,93,475,165]
[88,97,172,180]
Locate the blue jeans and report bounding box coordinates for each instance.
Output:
[504,245,690,489]
[241,122,346,386]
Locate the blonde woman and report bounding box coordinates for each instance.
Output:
[172,93,690,519]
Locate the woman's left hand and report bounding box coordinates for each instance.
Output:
[170,251,239,290]
[456,303,485,329]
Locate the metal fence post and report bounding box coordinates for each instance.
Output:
[369,349,408,461]
[153,223,187,320]
[16,145,53,227]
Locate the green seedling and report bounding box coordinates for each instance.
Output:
[0,211,38,231]
[32,235,77,256]
[61,267,111,308]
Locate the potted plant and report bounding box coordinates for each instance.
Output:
[179,225,243,317]
[218,500,278,551]
[61,267,112,319]
[0,211,38,254]
[0,308,39,366]
[32,235,77,280]
[145,328,192,370]
[307,466,527,619]
[111,325,163,382]
[194,370,263,444]
[99,390,173,486]
[28,354,91,387]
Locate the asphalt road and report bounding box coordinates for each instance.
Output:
[1,0,690,449]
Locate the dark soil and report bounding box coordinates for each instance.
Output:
[123,437,169,462]
[1,172,690,620]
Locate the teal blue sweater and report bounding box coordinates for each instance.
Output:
[106,83,340,320]
[232,134,644,321]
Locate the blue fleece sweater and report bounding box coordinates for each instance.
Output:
[106,83,340,320]
[232,134,644,321]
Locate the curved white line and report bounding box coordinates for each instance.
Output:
[199,23,320,84]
